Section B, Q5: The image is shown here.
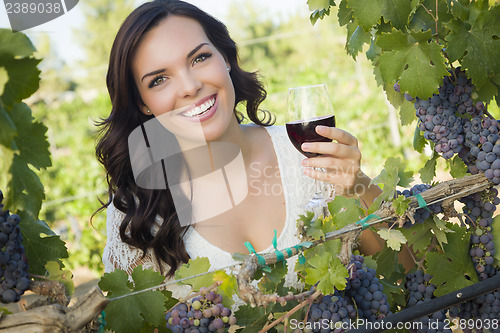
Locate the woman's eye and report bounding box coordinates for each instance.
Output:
[149,75,167,88]
[193,52,212,65]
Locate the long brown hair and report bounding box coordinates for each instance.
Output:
[95,0,272,276]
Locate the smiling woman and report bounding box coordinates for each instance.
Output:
[95,0,383,301]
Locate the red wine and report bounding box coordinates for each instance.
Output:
[286,115,336,157]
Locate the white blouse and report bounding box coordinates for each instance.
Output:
[102,125,316,300]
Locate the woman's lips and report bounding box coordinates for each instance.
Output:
[180,94,218,122]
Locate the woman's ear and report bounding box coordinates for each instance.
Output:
[139,104,152,116]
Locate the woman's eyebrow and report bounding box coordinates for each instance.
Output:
[140,43,209,82]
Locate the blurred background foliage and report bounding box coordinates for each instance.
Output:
[21,0,498,276]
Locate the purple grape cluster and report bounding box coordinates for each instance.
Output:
[447,188,500,328]
[464,116,500,184]
[306,294,356,332]
[393,184,442,228]
[404,270,451,333]
[0,190,30,304]
[165,289,236,333]
[305,255,391,332]
[397,68,500,184]
[460,188,499,280]
[344,255,391,321]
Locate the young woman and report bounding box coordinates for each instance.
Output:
[97,0,383,299]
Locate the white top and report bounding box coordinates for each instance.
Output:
[102,125,316,300]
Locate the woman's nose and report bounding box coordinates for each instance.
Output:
[177,70,202,98]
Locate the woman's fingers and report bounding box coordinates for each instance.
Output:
[301,142,360,159]
[315,125,358,146]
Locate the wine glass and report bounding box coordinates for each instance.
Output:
[285,84,336,218]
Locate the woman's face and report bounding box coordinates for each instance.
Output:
[131,15,236,143]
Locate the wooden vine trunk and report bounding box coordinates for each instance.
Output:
[0,286,109,333]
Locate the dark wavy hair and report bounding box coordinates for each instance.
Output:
[95,0,272,277]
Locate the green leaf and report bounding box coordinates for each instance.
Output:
[45,261,75,296]
[346,22,371,59]
[373,245,406,281]
[380,0,412,30]
[448,155,468,179]
[5,153,45,219]
[99,266,169,333]
[0,103,16,148]
[425,225,478,297]
[305,255,348,294]
[400,99,416,126]
[401,218,433,252]
[19,212,68,275]
[0,57,41,107]
[258,262,287,293]
[413,125,426,153]
[370,157,414,201]
[175,257,214,291]
[378,228,407,251]
[445,6,500,102]
[328,196,364,230]
[10,103,51,170]
[0,29,36,58]
[347,0,382,31]
[366,37,382,61]
[213,270,238,308]
[419,154,438,184]
[431,215,452,249]
[307,0,332,11]
[338,0,353,26]
[393,194,410,216]
[493,216,500,262]
[377,29,449,99]
[0,67,7,96]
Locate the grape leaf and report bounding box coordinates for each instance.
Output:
[373,245,405,281]
[378,228,407,251]
[366,37,382,61]
[19,211,68,275]
[0,57,40,108]
[376,29,449,100]
[175,257,214,291]
[328,196,364,230]
[419,154,438,184]
[445,6,500,102]
[0,29,36,58]
[448,155,468,179]
[491,215,500,262]
[380,0,412,30]
[6,154,44,219]
[400,99,416,126]
[347,0,382,31]
[257,262,287,294]
[304,255,348,294]
[212,270,238,308]
[413,126,426,153]
[401,218,433,252]
[337,0,353,26]
[307,0,332,11]
[10,103,51,170]
[99,266,168,333]
[346,22,371,59]
[393,194,410,216]
[0,103,16,148]
[380,279,406,308]
[0,67,7,96]
[370,157,414,201]
[45,261,75,296]
[425,225,478,297]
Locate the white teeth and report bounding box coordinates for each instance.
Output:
[183,97,215,117]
